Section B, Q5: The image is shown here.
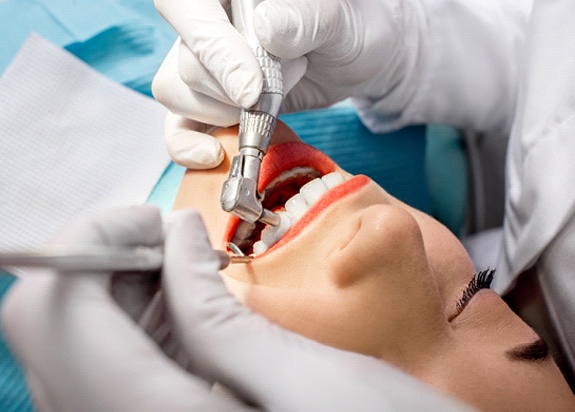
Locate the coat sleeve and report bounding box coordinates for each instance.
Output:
[496,0,575,378]
[354,0,533,137]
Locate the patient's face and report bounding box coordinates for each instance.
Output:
[173,122,575,410]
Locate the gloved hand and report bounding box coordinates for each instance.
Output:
[152,0,423,169]
[1,206,245,411]
[1,206,464,411]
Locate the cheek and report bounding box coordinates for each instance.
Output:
[227,204,454,366]
[173,166,233,247]
[412,212,476,302]
[430,346,575,411]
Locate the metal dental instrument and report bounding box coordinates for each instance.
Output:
[0,245,252,273]
[227,242,246,257]
[220,0,283,227]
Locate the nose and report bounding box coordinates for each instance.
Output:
[329,204,428,286]
[327,203,453,364]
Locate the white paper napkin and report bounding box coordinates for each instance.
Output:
[0,35,170,253]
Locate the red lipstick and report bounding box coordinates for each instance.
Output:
[224,141,370,254]
[271,174,369,250]
[258,141,337,191]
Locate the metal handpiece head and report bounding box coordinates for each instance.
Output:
[220,149,281,226]
[220,0,284,227]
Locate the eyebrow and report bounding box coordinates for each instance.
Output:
[506,338,551,363]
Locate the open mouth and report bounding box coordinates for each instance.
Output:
[225,141,368,256]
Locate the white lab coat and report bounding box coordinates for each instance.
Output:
[501,0,575,376]
[357,0,575,377]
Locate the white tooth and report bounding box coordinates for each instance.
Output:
[261,212,292,246]
[260,228,275,246]
[252,241,269,256]
[322,172,345,189]
[300,177,328,205]
[285,193,308,221]
[234,221,257,240]
[265,167,319,190]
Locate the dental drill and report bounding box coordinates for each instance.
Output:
[220,0,283,227]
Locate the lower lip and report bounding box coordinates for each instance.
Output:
[272,174,369,250]
[224,174,371,255]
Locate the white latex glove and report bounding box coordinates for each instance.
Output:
[152,0,423,169]
[1,206,468,411]
[1,206,246,411]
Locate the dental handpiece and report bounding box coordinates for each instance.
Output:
[0,245,252,273]
[220,0,283,227]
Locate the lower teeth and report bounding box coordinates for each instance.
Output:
[239,171,346,256]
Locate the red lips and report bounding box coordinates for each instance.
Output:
[271,174,369,251]
[257,141,337,192]
[224,141,370,254]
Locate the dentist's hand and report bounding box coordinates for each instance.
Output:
[0,206,247,411]
[152,0,423,169]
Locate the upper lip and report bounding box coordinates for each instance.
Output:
[257,141,337,191]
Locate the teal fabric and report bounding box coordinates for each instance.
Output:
[0,0,176,96]
[0,274,33,412]
[425,125,468,235]
[146,162,187,215]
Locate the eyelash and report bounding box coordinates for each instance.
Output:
[455,268,496,314]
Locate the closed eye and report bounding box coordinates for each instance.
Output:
[455,269,495,314]
[506,338,551,363]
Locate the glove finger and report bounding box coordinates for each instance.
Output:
[254,0,343,58]
[177,40,238,106]
[164,112,225,169]
[1,276,250,411]
[53,204,163,248]
[25,372,55,412]
[54,204,163,307]
[280,76,331,113]
[281,56,308,97]
[154,0,262,107]
[153,42,242,126]
[154,39,238,109]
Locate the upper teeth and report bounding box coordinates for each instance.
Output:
[265,166,319,188]
[245,171,345,256]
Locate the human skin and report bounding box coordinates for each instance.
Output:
[173,121,575,411]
